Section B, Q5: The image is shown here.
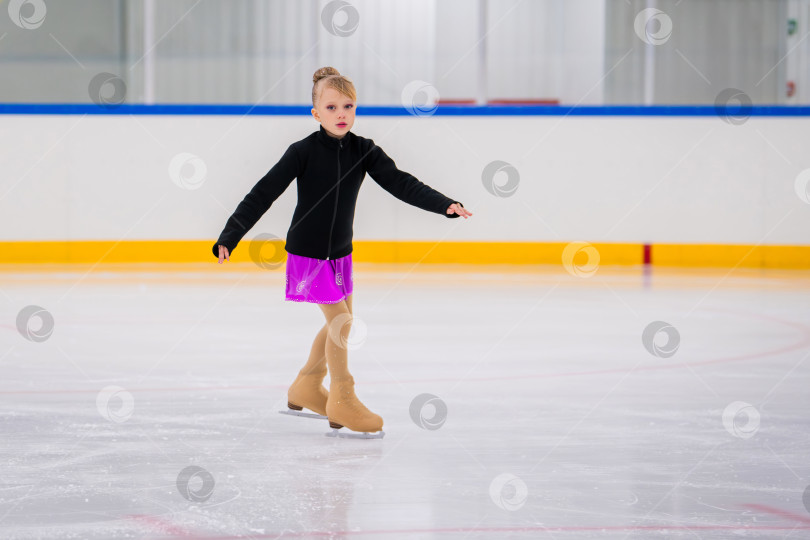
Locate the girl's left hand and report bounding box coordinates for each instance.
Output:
[447,203,473,218]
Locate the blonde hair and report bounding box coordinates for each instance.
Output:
[312,66,357,107]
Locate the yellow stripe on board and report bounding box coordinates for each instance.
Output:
[651,244,810,269]
[0,240,808,268]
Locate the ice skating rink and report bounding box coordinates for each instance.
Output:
[1,262,809,540]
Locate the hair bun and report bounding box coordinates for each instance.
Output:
[313,66,341,84]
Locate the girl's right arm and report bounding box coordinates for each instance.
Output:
[212,144,301,260]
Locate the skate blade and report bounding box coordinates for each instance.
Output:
[325,428,385,439]
[278,409,327,420]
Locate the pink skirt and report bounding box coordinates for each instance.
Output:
[285,252,353,304]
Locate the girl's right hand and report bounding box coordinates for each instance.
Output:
[218,245,230,264]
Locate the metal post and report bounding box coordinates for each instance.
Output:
[143,0,155,104]
[477,0,487,106]
[643,0,656,105]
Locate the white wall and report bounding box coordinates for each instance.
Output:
[1,114,808,247]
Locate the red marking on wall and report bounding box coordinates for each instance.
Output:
[487,98,560,105]
[436,99,476,104]
[436,99,561,105]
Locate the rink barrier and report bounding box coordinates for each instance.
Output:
[2,103,810,116]
[0,240,808,268]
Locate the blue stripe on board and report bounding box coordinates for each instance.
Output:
[1,103,810,116]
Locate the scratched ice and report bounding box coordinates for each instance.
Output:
[1,264,808,539]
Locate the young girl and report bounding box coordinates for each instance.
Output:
[213,66,473,438]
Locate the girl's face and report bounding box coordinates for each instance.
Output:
[312,86,356,139]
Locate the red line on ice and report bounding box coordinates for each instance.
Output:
[2,308,808,395]
[740,503,810,525]
[163,524,810,539]
[126,513,194,537]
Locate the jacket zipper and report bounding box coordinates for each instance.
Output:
[326,138,342,260]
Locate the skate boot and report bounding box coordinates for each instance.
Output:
[279,366,328,420]
[325,375,384,439]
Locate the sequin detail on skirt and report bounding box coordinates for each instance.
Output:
[285,252,353,304]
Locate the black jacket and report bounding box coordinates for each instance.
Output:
[212,124,464,260]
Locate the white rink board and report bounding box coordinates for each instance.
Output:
[0,114,809,246]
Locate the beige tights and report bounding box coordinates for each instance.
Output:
[314,294,382,432]
[299,294,353,376]
[317,297,354,381]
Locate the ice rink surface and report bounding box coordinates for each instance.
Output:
[1,262,809,539]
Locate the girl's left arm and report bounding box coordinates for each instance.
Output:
[364,140,467,219]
